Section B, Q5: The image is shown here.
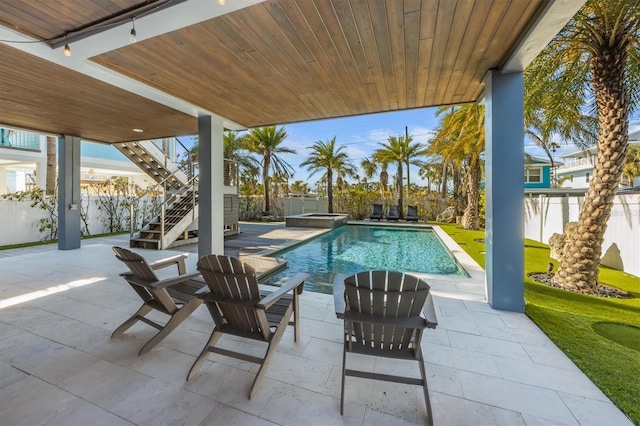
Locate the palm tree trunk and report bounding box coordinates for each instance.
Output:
[46,136,57,195]
[554,46,629,293]
[441,163,448,197]
[462,162,480,230]
[263,156,270,213]
[397,161,404,219]
[327,168,334,213]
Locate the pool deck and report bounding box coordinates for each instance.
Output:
[0,222,632,425]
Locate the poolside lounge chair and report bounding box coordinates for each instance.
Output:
[369,203,383,221]
[340,271,437,425]
[407,205,419,221]
[187,255,308,399]
[386,204,400,221]
[111,246,206,355]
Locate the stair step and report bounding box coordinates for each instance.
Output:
[131,238,161,243]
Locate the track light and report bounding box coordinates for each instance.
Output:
[130,18,137,42]
[63,35,71,56]
[218,0,226,5]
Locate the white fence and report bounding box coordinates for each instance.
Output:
[524,193,640,278]
[0,194,157,246]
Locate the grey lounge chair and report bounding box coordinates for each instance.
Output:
[369,203,383,221]
[407,205,419,221]
[187,255,308,399]
[111,246,206,355]
[386,204,400,221]
[340,271,437,425]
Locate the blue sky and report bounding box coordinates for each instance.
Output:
[276,108,640,187]
[209,107,640,188]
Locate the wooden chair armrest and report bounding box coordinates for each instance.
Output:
[150,254,188,274]
[343,310,430,329]
[148,272,202,289]
[422,292,438,329]
[258,272,308,310]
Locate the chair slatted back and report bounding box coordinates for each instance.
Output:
[197,255,266,337]
[344,271,430,351]
[407,205,418,217]
[372,204,383,215]
[112,246,177,314]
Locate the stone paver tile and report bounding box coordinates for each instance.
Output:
[423,362,464,398]
[185,362,278,416]
[58,359,154,410]
[423,343,501,377]
[448,330,531,361]
[493,356,608,401]
[199,404,278,426]
[458,371,578,425]
[114,346,198,387]
[558,392,633,426]
[0,360,28,389]
[322,365,420,423]
[521,343,581,372]
[265,350,334,393]
[300,337,347,367]
[260,382,366,426]
[363,408,420,425]
[431,391,527,426]
[0,375,132,426]
[110,378,215,426]
[521,413,574,425]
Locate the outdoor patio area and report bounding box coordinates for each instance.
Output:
[0,222,632,425]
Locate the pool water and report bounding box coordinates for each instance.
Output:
[261,225,466,294]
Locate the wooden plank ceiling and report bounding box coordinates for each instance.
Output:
[0,0,546,143]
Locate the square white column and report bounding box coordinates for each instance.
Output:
[198,115,224,256]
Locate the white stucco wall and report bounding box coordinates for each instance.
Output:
[524,193,640,278]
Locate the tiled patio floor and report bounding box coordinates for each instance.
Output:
[0,223,632,425]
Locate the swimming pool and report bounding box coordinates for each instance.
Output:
[260,224,467,294]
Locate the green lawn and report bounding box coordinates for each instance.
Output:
[438,223,640,425]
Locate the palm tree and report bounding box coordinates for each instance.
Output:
[374,135,424,219]
[622,145,640,187]
[244,126,295,213]
[428,104,484,230]
[527,0,640,293]
[300,137,355,213]
[223,131,259,186]
[360,157,378,191]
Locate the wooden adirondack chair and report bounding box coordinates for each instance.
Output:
[340,271,438,425]
[112,246,206,355]
[187,254,308,399]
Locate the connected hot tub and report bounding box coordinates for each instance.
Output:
[285,213,349,229]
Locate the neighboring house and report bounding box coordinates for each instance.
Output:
[555,130,640,189]
[0,127,178,194]
[524,155,556,189]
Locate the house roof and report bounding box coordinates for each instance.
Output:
[0,0,586,144]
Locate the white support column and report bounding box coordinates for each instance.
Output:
[58,135,82,250]
[484,70,525,312]
[198,115,225,256]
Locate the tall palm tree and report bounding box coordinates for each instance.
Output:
[360,157,378,191]
[428,104,484,230]
[301,137,355,213]
[244,126,295,213]
[374,135,424,218]
[528,0,640,293]
[622,145,640,187]
[223,131,259,186]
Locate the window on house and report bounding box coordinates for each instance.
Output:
[525,168,542,183]
[586,172,590,182]
[570,175,573,182]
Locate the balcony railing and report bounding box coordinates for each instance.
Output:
[557,157,595,170]
[0,128,40,151]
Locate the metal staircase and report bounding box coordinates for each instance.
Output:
[115,139,198,249]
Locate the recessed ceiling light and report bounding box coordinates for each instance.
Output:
[133,128,144,133]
